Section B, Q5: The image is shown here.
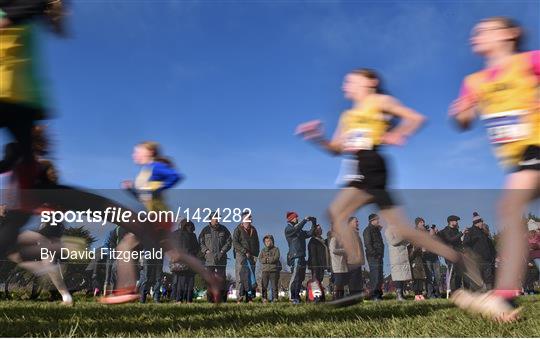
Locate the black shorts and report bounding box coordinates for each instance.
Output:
[515,145,540,172]
[346,150,395,209]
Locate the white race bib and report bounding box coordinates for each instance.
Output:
[481,109,530,144]
[343,128,373,151]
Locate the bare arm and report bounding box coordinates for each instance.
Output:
[449,81,478,130]
[380,95,425,143]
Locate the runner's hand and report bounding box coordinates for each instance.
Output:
[295,120,324,141]
[449,95,476,117]
[121,180,133,189]
[381,131,406,146]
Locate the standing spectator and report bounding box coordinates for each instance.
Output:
[422,219,442,299]
[285,212,317,304]
[328,231,349,300]
[363,213,384,301]
[527,219,540,280]
[409,220,427,301]
[385,227,411,301]
[438,215,463,294]
[170,220,200,303]
[233,212,260,303]
[199,211,232,302]
[463,212,496,290]
[308,225,330,283]
[259,234,281,303]
[347,217,365,297]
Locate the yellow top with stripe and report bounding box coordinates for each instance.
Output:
[461,51,540,168]
[338,95,389,152]
[0,24,45,108]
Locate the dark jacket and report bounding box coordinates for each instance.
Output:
[438,226,463,251]
[363,224,384,259]
[170,229,200,273]
[233,224,260,260]
[463,225,496,263]
[174,229,200,256]
[307,236,330,271]
[285,218,316,263]
[259,235,281,272]
[199,223,232,266]
[408,244,426,280]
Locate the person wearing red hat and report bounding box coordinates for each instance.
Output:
[284,211,317,304]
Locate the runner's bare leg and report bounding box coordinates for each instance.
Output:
[495,170,540,291]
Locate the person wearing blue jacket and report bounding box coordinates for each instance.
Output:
[101,141,182,304]
[130,142,181,303]
[285,211,317,304]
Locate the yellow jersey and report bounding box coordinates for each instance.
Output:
[460,51,540,168]
[0,24,46,109]
[338,95,389,152]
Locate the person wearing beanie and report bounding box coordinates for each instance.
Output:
[463,212,496,291]
[438,215,464,294]
[284,211,317,304]
[363,213,385,301]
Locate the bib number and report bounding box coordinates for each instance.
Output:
[482,110,530,144]
[343,129,373,151]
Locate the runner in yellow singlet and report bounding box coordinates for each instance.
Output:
[449,17,539,323]
[297,69,483,304]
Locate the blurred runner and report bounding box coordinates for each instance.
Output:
[0,1,223,303]
[296,68,483,306]
[100,142,222,304]
[449,17,539,322]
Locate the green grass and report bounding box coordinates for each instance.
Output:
[0,296,539,337]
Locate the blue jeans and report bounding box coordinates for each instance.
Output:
[289,257,306,301]
[367,257,383,298]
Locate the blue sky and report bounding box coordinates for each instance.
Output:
[22,0,538,190]
[2,1,539,274]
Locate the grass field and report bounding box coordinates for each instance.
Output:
[0,296,539,337]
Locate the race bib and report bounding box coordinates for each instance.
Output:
[343,128,373,151]
[481,110,531,144]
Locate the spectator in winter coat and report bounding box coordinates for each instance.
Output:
[170,220,200,303]
[363,213,384,301]
[409,220,427,301]
[463,212,496,290]
[308,224,330,283]
[347,217,365,297]
[328,231,348,300]
[233,212,260,303]
[528,219,540,281]
[199,211,232,302]
[385,227,411,301]
[438,215,463,293]
[259,234,281,303]
[285,211,317,304]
